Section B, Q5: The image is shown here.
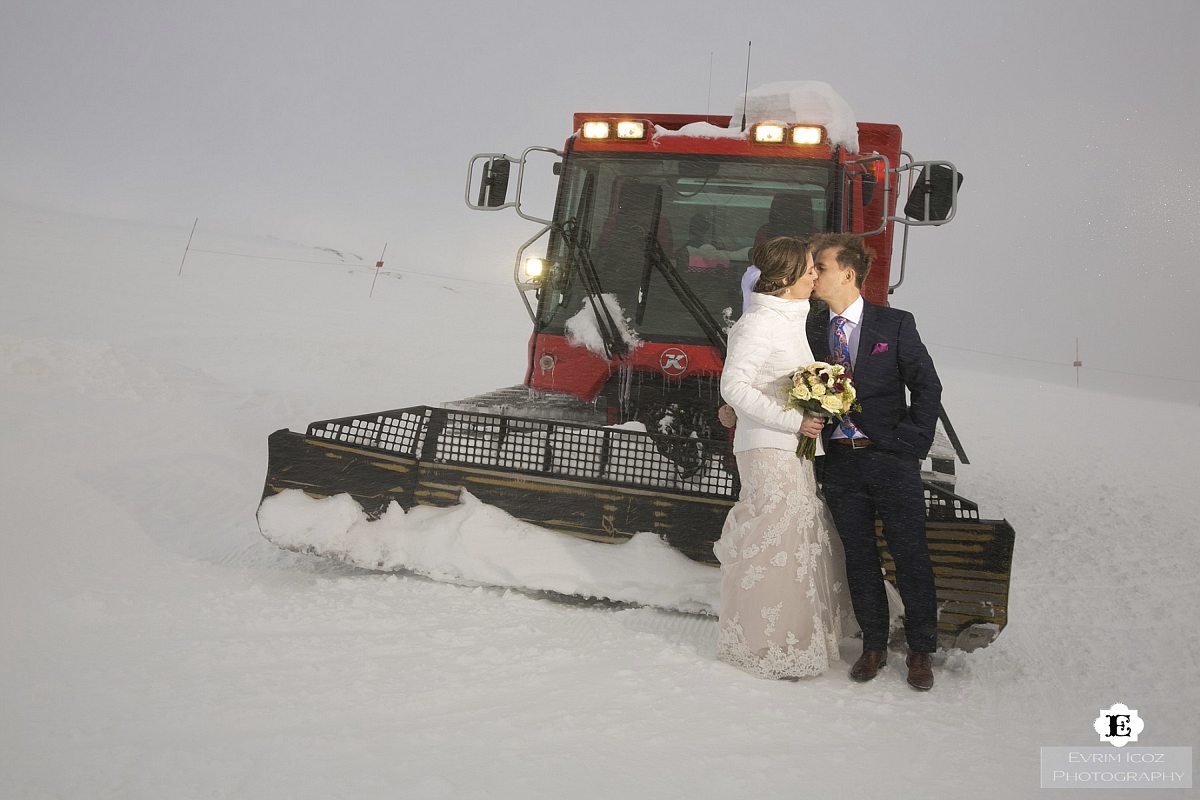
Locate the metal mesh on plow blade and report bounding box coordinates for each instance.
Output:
[305,405,741,500]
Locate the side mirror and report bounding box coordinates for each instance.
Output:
[465,146,562,223]
[904,164,963,223]
[477,157,512,208]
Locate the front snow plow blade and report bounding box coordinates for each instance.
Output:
[260,406,738,563]
[259,405,1015,650]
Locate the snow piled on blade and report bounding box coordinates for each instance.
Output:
[733,80,859,151]
[257,489,719,613]
[564,292,640,358]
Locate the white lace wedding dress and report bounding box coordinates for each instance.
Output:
[715,449,858,679]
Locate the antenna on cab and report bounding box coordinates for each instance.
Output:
[706,51,714,123]
[740,41,752,131]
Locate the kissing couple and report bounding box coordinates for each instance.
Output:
[715,233,942,691]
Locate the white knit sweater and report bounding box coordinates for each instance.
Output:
[721,293,823,456]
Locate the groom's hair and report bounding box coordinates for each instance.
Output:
[811,233,874,288]
[751,236,809,295]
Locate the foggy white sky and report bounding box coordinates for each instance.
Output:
[3,0,1198,401]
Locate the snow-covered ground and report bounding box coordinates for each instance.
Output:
[1,201,1196,799]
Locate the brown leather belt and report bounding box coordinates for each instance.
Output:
[830,437,873,449]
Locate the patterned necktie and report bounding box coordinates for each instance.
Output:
[831,316,862,438]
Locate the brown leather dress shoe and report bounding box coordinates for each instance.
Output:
[906,652,934,691]
[850,649,887,682]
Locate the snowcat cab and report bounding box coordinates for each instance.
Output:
[258,84,1014,651]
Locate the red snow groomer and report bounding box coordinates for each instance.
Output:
[259,83,1015,651]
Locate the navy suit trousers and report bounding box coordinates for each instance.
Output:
[822,446,938,653]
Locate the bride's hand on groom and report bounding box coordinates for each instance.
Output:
[718,404,737,428]
[799,414,825,439]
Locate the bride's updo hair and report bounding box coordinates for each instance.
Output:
[751,236,809,295]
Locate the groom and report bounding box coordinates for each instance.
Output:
[801,233,942,691]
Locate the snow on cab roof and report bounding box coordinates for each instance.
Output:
[734,81,859,151]
[652,81,860,150]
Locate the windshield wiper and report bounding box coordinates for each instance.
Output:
[636,187,728,360]
[556,173,630,361]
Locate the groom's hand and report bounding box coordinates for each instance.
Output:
[799,415,824,439]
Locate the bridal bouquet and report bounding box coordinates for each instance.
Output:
[786,362,861,460]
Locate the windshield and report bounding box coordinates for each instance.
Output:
[537,153,834,344]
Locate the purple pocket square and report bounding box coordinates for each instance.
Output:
[871,341,889,355]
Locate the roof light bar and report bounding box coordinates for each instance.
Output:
[580,118,649,141]
[751,123,828,146]
[581,121,610,140]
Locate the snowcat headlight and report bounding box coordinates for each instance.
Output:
[616,120,646,140]
[791,125,826,145]
[523,257,547,281]
[582,121,610,139]
[752,124,786,144]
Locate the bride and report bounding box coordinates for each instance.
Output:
[715,236,856,680]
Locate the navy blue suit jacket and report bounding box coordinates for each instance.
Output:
[806,299,942,460]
